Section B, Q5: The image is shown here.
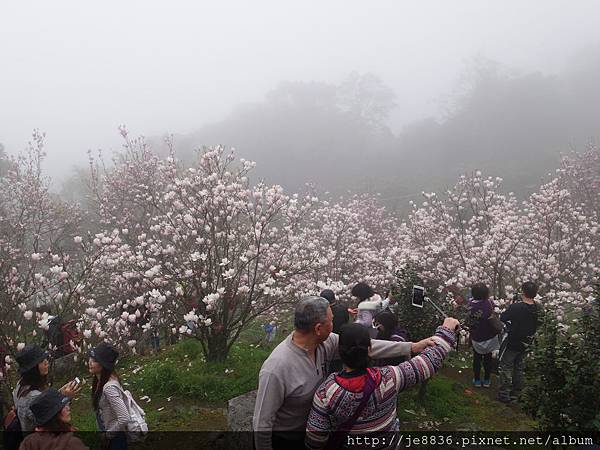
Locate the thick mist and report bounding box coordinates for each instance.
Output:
[155,48,600,210]
[1,0,600,209]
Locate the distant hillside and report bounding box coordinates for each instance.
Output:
[151,49,600,212]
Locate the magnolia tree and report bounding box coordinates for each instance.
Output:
[0,132,104,358]
[82,143,319,361]
[404,164,599,320]
[521,174,599,312]
[403,172,524,302]
[71,129,181,353]
[3,128,599,365]
[294,193,404,303]
[88,127,176,243]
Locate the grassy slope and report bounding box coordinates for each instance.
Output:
[68,325,535,431]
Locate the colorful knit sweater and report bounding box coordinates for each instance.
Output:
[305,326,455,449]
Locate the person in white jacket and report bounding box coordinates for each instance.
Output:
[351,283,387,337]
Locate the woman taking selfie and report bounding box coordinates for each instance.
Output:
[12,345,80,433]
[89,343,129,450]
[19,388,89,450]
[306,318,458,450]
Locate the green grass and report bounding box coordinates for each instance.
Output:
[128,339,271,403]
[70,337,269,431]
[64,326,535,432]
[66,322,287,431]
[395,371,537,431]
[396,375,469,425]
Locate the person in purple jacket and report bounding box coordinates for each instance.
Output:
[467,283,500,388]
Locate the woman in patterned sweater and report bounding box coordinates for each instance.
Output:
[305,318,458,450]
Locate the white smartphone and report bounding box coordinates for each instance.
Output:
[412,285,425,308]
[73,377,81,386]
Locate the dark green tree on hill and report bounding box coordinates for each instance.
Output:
[523,285,600,431]
[393,265,451,404]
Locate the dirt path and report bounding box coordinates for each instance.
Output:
[441,366,526,412]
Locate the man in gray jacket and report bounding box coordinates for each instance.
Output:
[253,296,436,450]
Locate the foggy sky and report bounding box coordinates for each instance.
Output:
[2,0,600,179]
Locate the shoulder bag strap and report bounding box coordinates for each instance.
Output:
[3,384,31,429]
[16,383,32,400]
[324,371,377,450]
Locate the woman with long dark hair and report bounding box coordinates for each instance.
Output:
[89,342,129,450]
[19,388,89,449]
[306,318,458,450]
[12,345,80,433]
[373,311,407,342]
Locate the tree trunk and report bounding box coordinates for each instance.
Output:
[496,271,506,299]
[206,332,229,362]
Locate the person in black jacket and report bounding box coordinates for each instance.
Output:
[319,289,349,374]
[319,290,348,334]
[498,281,544,403]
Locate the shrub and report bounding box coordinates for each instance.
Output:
[393,265,444,341]
[522,286,600,431]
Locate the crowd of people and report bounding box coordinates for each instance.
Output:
[254,280,543,450]
[3,342,144,450]
[1,279,543,450]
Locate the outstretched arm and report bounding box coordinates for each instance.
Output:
[325,332,434,361]
[392,320,457,393]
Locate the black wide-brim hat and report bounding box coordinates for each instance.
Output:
[30,388,70,426]
[15,344,49,374]
[89,342,119,371]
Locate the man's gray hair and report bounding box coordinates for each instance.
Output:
[294,295,330,332]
